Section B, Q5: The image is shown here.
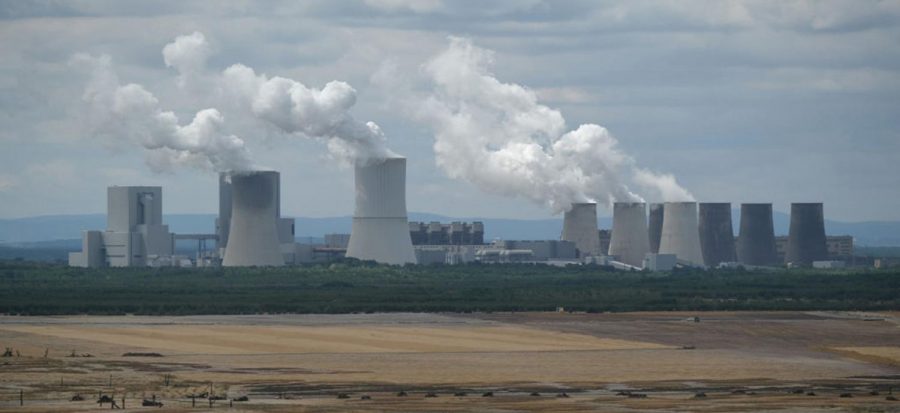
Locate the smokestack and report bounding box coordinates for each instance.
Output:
[736,203,778,266]
[561,202,600,258]
[698,203,737,266]
[658,202,703,266]
[608,202,650,267]
[345,157,417,265]
[221,171,284,267]
[786,203,827,266]
[648,203,664,254]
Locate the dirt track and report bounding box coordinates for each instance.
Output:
[1,311,899,412]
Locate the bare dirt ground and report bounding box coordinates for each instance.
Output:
[1,311,899,412]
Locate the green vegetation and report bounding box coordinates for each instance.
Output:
[0,260,897,315]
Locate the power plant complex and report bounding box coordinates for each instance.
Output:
[68,161,843,271]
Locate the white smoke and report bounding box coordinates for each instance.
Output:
[73,53,254,173]
[162,33,395,166]
[220,64,394,164]
[162,31,212,92]
[407,37,693,213]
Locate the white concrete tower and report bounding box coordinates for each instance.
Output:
[658,202,704,266]
[608,202,650,267]
[345,157,417,265]
[222,171,284,267]
[561,202,601,258]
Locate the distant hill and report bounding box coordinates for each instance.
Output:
[1,211,898,247]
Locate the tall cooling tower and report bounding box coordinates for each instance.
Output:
[658,202,704,266]
[561,202,600,258]
[608,202,650,267]
[698,203,736,266]
[345,157,417,265]
[736,203,777,266]
[216,173,233,249]
[648,203,664,254]
[222,171,284,267]
[786,203,827,266]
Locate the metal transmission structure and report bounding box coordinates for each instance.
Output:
[608,202,650,267]
[658,202,704,266]
[648,203,664,254]
[786,203,827,266]
[222,171,285,267]
[736,203,778,266]
[698,203,737,266]
[345,157,417,265]
[561,202,601,258]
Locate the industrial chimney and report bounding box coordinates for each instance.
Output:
[786,202,827,266]
[648,203,664,254]
[608,202,650,267]
[658,202,704,266]
[221,171,284,267]
[736,203,778,266]
[345,157,417,265]
[698,203,737,267]
[561,202,600,258]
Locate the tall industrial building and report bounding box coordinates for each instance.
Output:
[698,203,737,266]
[648,203,664,254]
[736,203,778,266]
[221,171,286,267]
[658,202,704,266]
[608,202,650,267]
[786,203,828,266]
[69,186,174,267]
[345,157,417,265]
[561,202,601,258]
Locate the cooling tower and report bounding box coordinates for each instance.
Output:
[608,202,650,267]
[698,203,737,266]
[736,203,778,266]
[221,171,284,267]
[658,202,704,266]
[561,202,600,258]
[345,157,417,265]
[786,203,827,266]
[216,172,233,249]
[648,203,664,254]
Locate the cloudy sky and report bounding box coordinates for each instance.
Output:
[1,0,898,222]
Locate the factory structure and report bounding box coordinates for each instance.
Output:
[68,159,853,271]
[69,186,176,267]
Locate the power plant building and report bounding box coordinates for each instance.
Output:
[607,202,650,267]
[561,202,601,257]
[658,202,704,266]
[698,203,737,266]
[409,221,484,245]
[775,235,853,264]
[69,186,174,267]
[345,157,417,265]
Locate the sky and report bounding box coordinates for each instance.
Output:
[0,0,898,222]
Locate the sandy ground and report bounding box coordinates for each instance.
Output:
[1,311,899,412]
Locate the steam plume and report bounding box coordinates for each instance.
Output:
[408,37,693,212]
[74,54,253,173]
[162,33,395,165]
